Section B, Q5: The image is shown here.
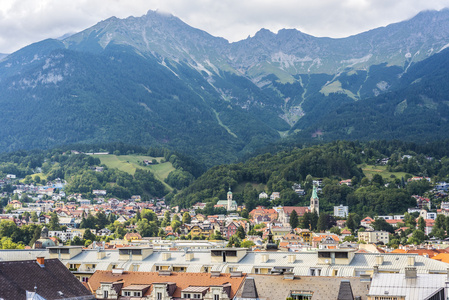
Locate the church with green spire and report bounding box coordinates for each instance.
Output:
[310,184,319,215]
[216,188,238,211]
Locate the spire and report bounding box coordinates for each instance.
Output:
[312,184,318,199]
[310,184,319,216]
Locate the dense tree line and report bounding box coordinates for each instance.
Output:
[170,140,449,217]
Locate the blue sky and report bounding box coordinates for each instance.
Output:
[0,0,449,53]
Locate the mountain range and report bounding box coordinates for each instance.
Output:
[2,9,449,165]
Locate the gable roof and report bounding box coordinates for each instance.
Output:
[282,206,309,216]
[0,258,94,300]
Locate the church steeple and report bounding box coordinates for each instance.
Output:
[227,187,233,211]
[310,184,319,215]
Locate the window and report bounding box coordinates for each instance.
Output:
[124,291,131,296]
[82,277,88,282]
[184,294,191,298]
[318,252,331,258]
[134,292,141,296]
[157,292,162,300]
[254,268,260,274]
[156,266,161,271]
[214,295,219,300]
[103,291,108,298]
[92,264,96,268]
[193,294,201,299]
[335,252,348,258]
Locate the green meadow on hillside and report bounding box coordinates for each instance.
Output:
[92,154,175,190]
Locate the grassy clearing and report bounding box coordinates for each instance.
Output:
[19,172,47,183]
[92,154,175,191]
[358,164,411,180]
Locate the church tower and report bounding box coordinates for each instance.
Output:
[310,184,319,215]
[227,188,233,211]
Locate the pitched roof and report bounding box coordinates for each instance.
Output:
[432,253,449,263]
[0,258,94,300]
[88,271,246,298]
[282,206,309,215]
[337,280,354,300]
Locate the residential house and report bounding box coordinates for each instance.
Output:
[0,257,94,300]
[278,206,309,225]
[360,217,374,229]
[124,232,142,242]
[88,270,245,300]
[358,231,389,245]
[367,270,446,300]
[334,205,348,218]
[312,234,340,248]
[249,206,278,223]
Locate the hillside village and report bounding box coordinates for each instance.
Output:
[1,142,449,300]
[3,161,449,299]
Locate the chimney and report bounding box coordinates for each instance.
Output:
[230,271,243,278]
[407,256,415,266]
[375,255,384,265]
[36,257,45,267]
[97,250,106,260]
[373,265,379,274]
[211,271,221,278]
[185,252,194,261]
[405,267,417,278]
[261,254,269,263]
[112,268,124,275]
[288,254,296,264]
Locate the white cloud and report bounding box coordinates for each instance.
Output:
[0,0,449,53]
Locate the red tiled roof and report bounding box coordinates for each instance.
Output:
[88,271,246,298]
[282,206,309,216]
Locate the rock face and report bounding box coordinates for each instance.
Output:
[1,9,449,162]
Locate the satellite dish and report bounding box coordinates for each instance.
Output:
[325,259,329,264]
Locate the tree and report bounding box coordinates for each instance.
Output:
[317,213,328,232]
[289,210,299,229]
[182,212,191,224]
[346,213,360,233]
[329,226,341,235]
[48,213,60,231]
[227,235,241,247]
[300,212,311,229]
[310,211,319,231]
[161,211,171,227]
[71,236,84,246]
[418,217,426,232]
[371,218,394,234]
[241,240,255,248]
[371,174,384,186]
[31,212,38,223]
[83,229,96,242]
[236,226,246,240]
[408,229,426,245]
[343,235,356,242]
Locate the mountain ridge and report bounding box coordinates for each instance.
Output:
[1,9,449,165]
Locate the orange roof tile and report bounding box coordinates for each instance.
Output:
[432,253,449,264]
[88,271,246,298]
